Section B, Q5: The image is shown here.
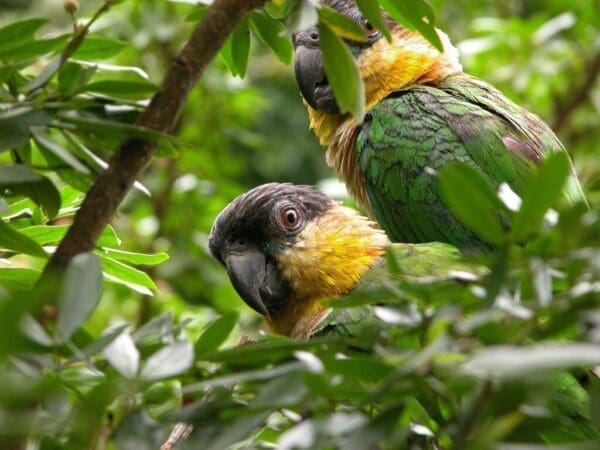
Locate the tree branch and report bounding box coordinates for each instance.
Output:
[551,52,600,133]
[42,0,266,276]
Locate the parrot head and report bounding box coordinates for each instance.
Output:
[209,183,388,337]
[293,0,461,126]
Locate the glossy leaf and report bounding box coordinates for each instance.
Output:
[97,248,169,266]
[356,0,392,41]
[194,312,239,357]
[0,164,60,218]
[71,36,127,60]
[31,128,90,174]
[102,331,140,379]
[140,341,194,380]
[380,0,443,50]
[82,80,158,100]
[512,152,570,241]
[56,253,103,341]
[318,22,365,121]
[463,343,600,380]
[0,107,54,152]
[0,19,46,52]
[439,163,507,245]
[318,5,367,42]
[0,267,40,291]
[250,10,293,64]
[0,220,47,257]
[220,19,250,77]
[99,255,157,293]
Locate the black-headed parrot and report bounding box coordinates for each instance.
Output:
[208,183,476,340]
[208,183,599,444]
[292,0,587,249]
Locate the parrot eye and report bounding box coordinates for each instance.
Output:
[363,20,379,38]
[279,207,301,231]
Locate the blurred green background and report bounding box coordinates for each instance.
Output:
[1,0,598,334]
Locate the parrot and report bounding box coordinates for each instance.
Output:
[208,182,477,340]
[208,183,599,445]
[292,0,587,249]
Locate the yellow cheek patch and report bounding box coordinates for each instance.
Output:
[277,204,388,304]
[269,204,388,339]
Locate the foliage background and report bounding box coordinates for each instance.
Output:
[0,0,598,448]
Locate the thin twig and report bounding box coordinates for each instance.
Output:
[452,380,493,448]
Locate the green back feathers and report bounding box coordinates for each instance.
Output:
[357,73,587,248]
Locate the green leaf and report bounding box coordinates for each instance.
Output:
[462,343,600,380]
[220,19,250,77]
[0,35,68,62]
[185,5,209,22]
[512,152,569,241]
[24,54,61,93]
[0,220,47,257]
[0,267,41,291]
[0,19,46,54]
[0,107,54,152]
[318,5,367,42]
[356,0,392,41]
[58,62,95,94]
[82,79,158,100]
[99,255,157,294]
[81,324,128,358]
[97,248,169,266]
[249,10,292,64]
[439,163,507,245]
[380,0,443,50]
[265,0,294,19]
[102,331,139,379]
[183,362,303,393]
[318,22,365,121]
[57,113,176,146]
[140,341,194,381]
[19,225,68,245]
[31,128,91,174]
[194,312,239,357]
[98,225,121,248]
[71,36,127,60]
[54,168,95,193]
[0,164,61,218]
[56,253,103,341]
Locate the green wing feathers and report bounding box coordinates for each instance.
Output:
[357,73,587,248]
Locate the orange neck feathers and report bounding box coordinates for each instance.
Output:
[269,203,388,339]
[306,28,462,214]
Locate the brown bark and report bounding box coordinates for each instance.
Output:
[42,0,266,275]
[552,52,600,132]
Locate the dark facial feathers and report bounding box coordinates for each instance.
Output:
[209,183,333,263]
[208,184,335,317]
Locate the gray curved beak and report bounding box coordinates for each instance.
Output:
[224,251,269,316]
